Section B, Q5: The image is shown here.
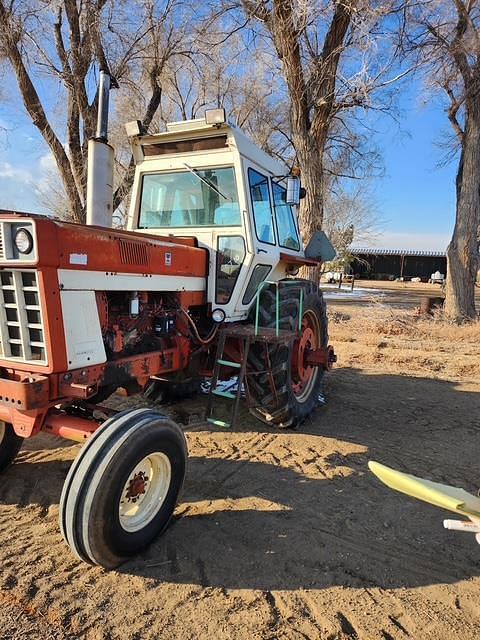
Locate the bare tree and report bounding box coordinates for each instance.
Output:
[156,32,291,159]
[217,0,409,244]
[0,0,405,257]
[323,181,381,269]
[0,0,192,222]
[324,183,380,245]
[403,2,480,321]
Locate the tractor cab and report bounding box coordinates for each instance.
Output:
[126,109,316,321]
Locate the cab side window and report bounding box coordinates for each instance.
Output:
[248,168,275,245]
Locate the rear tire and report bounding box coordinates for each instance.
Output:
[59,408,187,569]
[247,280,328,428]
[0,422,23,473]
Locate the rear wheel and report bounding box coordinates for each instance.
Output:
[60,408,187,569]
[0,422,23,473]
[247,280,328,428]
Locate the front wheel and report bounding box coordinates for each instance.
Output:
[0,421,23,473]
[60,408,187,569]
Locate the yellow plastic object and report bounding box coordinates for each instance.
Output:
[368,461,480,518]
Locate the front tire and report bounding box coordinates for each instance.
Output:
[60,408,187,569]
[0,422,23,473]
[247,280,328,428]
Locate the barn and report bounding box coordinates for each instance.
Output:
[351,248,447,281]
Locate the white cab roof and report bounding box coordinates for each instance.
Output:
[132,118,288,177]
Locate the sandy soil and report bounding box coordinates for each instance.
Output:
[1,288,480,640]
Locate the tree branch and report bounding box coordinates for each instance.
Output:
[444,84,465,143]
[0,0,83,221]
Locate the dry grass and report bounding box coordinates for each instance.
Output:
[328,302,480,381]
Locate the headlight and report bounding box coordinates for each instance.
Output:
[212,308,226,323]
[14,228,33,254]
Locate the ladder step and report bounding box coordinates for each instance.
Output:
[206,418,231,428]
[212,389,235,399]
[217,359,241,368]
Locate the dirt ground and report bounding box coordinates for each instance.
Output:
[1,282,480,640]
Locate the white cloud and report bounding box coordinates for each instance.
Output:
[38,152,56,172]
[33,152,57,197]
[0,161,32,182]
[0,158,50,213]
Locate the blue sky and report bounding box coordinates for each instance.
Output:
[0,79,457,251]
[365,84,457,251]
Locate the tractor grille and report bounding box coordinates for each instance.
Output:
[118,239,149,266]
[0,270,47,365]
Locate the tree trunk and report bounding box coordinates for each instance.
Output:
[295,137,325,283]
[296,140,325,244]
[444,99,480,322]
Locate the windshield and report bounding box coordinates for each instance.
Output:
[138,167,242,228]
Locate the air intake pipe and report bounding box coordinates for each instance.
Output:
[86,69,115,227]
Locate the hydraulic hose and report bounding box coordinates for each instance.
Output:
[179,307,220,345]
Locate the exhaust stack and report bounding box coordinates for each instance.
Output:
[86,70,114,227]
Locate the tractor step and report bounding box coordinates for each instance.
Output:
[205,319,300,429]
[206,418,231,428]
[217,359,241,368]
[205,330,252,429]
[211,389,235,399]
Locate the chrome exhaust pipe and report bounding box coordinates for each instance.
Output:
[86,69,114,227]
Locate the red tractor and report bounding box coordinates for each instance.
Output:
[0,79,335,568]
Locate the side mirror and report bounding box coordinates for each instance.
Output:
[286,176,301,205]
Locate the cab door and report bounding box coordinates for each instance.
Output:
[232,163,280,312]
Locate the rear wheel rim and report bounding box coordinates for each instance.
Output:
[292,310,320,403]
[119,452,172,533]
[0,422,5,443]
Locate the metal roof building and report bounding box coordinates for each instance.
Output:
[352,248,446,258]
[350,248,447,280]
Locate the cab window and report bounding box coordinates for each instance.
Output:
[216,236,246,304]
[242,264,272,305]
[272,182,300,251]
[138,167,241,228]
[248,168,275,245]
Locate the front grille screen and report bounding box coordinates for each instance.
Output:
[0,270,47,364]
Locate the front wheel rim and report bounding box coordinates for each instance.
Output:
[119,452,172,533]
[0,422,5,444]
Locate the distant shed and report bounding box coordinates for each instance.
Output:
[351,248,447,281]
